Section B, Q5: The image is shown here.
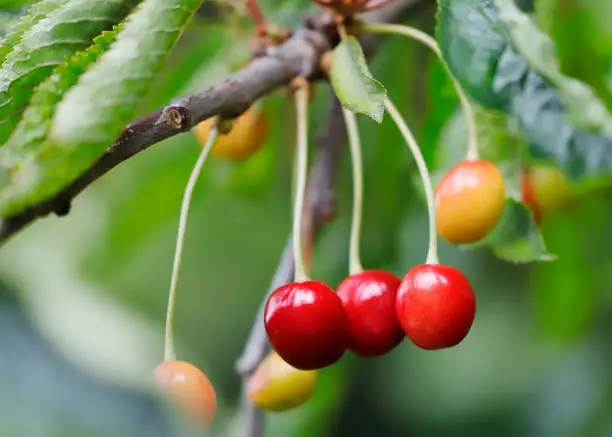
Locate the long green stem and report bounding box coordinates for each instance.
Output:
[342,107,364,275]
[293,85,310,282]
[361,22,479,160]
[164,127,219,362]
[385,97,439,265]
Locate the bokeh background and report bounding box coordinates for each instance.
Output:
[2,0,612,436]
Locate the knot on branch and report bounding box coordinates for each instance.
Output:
[161,105,191,130]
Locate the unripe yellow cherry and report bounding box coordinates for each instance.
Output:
[248,351,317,412]
[192,105,268,160]
[153,360,217,426]
[521,164,573,223]
[435,159,505,244]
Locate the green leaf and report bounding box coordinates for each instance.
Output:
[330,36,386,123]
[0,0,67,66]
[0,30,118,216]
[0,0,140,144]
[436,0,612,180]
[533,193,612,340]
[495,0,612,137]
[535,0,612,110]
[50,0,205,147]
[465,198,555,264]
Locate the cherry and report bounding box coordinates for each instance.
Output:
[521,171,541,223]
[264,280,348,370]
[153,360,216,425]
[248,351,317,412]
[337,270,404,356]
[521,164,573,223]
[311,0,393,14]
[435,159,505,244]
[396,264,476,350]
[192,105,267,160]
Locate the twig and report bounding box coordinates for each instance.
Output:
[0,28,330,244]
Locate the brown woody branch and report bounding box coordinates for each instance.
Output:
[0,27,330,243]
[0,0,430,245]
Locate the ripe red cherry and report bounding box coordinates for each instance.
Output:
[396,264,476,350]
[337,270,404,357]
[264,280,348,370]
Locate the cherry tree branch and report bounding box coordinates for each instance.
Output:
[0,0,430,245]
[0,28,330,243]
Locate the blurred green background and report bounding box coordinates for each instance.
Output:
[2,0,612,436]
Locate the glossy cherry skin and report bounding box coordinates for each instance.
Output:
[396,264,476,350]
[264,280,348,370]
[153,360,216,425]
[337,270,404,357]
[248,351,317,412]
[435,159,505,244]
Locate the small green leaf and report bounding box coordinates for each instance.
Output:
[436,0,612,180]
[0,0,140,144]
[465,198,555,264]
[330,36,386,123]
[50,0,205,148]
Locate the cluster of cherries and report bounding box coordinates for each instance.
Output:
[147,6,575,427]
[263,160,498,370]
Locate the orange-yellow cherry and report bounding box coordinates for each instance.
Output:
[248,351,317,412]
[435,159,505,244]
[521,164,573,223]
[153,360,217,426]
[192,105,267,160]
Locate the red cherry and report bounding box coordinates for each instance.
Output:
[396,264,476,350]
[264,280,348,370]
[337,270,404,357]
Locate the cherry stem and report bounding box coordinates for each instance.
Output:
[384,97,439,265]
[246,0,267,29]
[293,83,310,282]
[342,107,364,275]
[360,22,479,161]
[164,126,219,362]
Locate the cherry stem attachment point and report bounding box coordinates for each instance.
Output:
[342,107,365,275]
[360,22,479,161]
[164,125,219,362]
[293,81,311,282]
[384,97,439,265]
